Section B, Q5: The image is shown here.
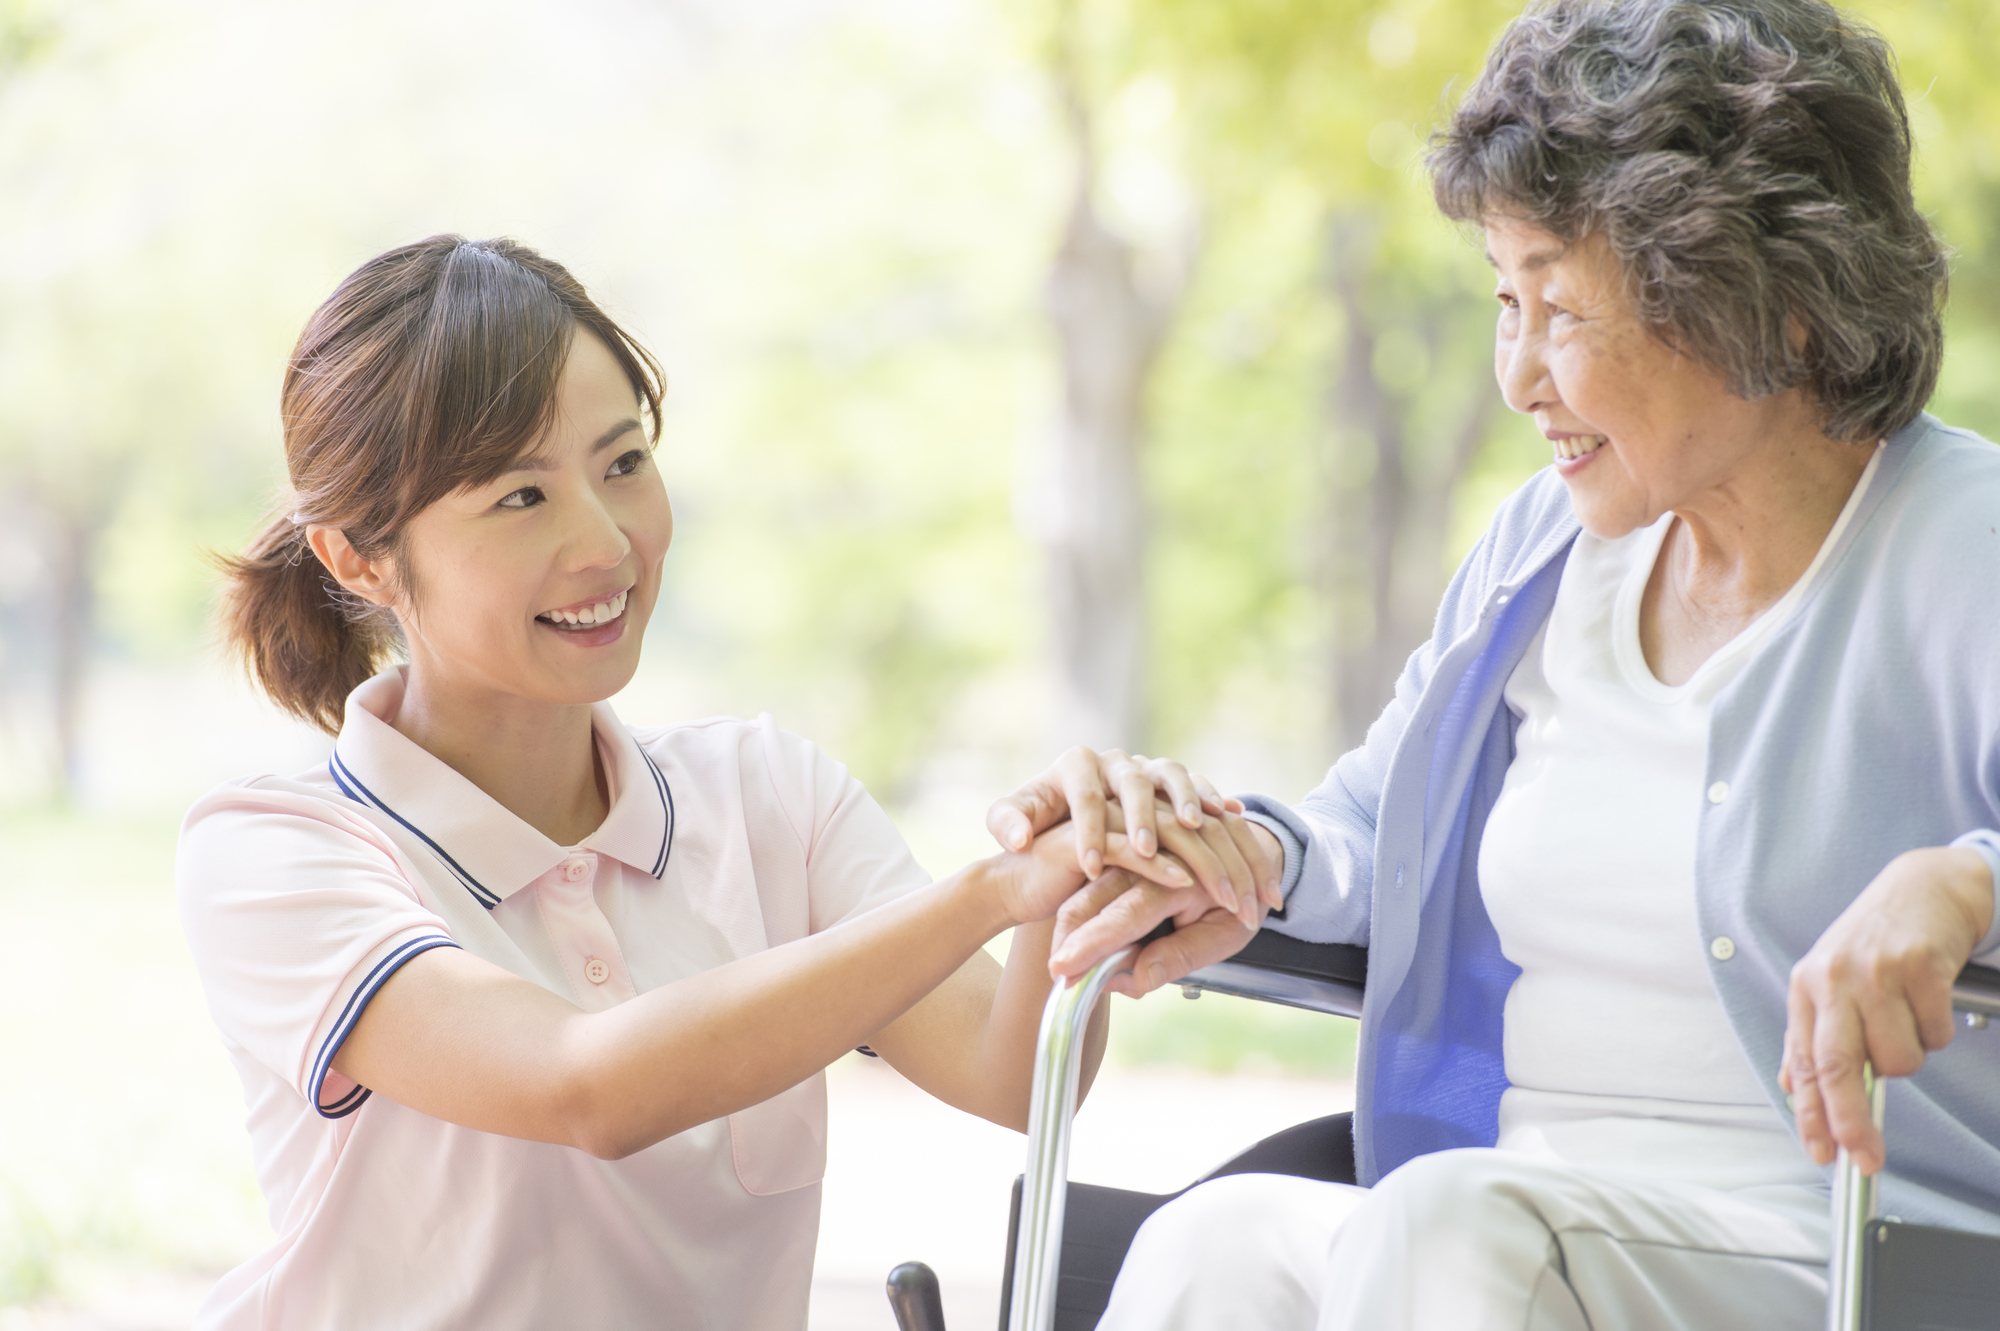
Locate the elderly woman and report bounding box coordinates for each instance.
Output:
[991,0,2000,1325]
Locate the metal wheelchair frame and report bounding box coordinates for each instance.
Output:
[885,934,2000,1331]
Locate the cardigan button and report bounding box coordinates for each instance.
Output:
[1710,936,1737,962]
[1707,781,1730,804]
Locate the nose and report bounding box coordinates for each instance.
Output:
[564,487,632,573]
[1496,320,1555,417]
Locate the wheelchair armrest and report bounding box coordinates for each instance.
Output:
[1178,930,1367,1019]
[1953,962,2000,1018]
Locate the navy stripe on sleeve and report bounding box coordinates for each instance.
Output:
[308,933,461,1120]
[329,750,502,909]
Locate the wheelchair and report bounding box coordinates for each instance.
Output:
[881,930,2000,1331]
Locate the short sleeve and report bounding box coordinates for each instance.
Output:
[751,719,934,934]
[177,781,460,1118]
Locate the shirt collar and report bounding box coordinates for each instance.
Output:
[329,668,674,909]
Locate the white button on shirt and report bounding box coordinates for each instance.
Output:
[177,667,932,1330]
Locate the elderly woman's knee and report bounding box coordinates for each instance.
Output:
[1129,1174,1318,1266]
[1106,1174,1351,1328]
[1370,1149,1551,1231]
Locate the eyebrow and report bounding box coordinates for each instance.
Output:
[1484,245,1567,272]
[504,418,642,474]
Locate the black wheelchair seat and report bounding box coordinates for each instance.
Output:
[994,1111,1357,1331]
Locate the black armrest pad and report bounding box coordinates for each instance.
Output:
[1234,930,1368,990]
[1140,921,1367,990]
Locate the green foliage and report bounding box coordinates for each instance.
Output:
[1122,0,2000,752]
[0,0,56,79]
[0,1186,57,1306]
[1109,986,1359,1078]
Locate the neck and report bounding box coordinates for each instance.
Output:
[393,665,608,847]
[1663,418,1873,615]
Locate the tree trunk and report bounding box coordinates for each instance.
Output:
[1322,214,1405,748]
[1040,175,1164,750]
[1034,32,1180,752]
[1320,213,1499,750]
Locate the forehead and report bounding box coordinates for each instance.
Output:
[1482,220,1624,293]
[557,330,640,409]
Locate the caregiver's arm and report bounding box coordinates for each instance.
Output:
[333,826,1154,1159]
[860,914,1109,1133]
[1783,845,1996,1176]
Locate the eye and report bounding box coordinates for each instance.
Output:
[497,486,546,510]
[606,448,649,480]
[1494,290,1520,311]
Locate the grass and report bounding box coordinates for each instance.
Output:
[0,809,270,1309]
[1108,984,1358,1079]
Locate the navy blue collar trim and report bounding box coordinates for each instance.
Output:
[639,747,676,879]
[329,748,502,910]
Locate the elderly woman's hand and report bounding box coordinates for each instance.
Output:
[1049,868,1260,998]
[986,746,1284,923]
[1782,847,1995,1175]
[1042,797,1281,994]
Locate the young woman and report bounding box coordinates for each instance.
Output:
[178,235,1272,1330]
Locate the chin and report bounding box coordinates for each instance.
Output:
[1561,482,1652,543]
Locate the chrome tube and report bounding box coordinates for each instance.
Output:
[1824,971,2000,1329]
[1951,966,2000,1020]
[1007,946,1136,1331]
[1825,1067,1886,1331]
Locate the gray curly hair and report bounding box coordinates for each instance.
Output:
[1429,0,1948,443]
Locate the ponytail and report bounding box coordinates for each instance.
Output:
[215,512,400,735]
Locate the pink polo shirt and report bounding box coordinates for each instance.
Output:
[177,668,932,1330]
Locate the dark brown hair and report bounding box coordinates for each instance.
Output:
[219,235,665,733]
[1429,0,1948,442]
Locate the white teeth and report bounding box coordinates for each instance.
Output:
[1554,435,1606,461]
[539,590,629,630]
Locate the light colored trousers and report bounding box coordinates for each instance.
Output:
[1096,1148,1830,1331]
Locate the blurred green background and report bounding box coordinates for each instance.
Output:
[1,0,1995,1319]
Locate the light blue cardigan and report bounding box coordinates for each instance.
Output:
[1247,412,2000,1233]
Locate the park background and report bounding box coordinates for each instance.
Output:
[0,0,1995,1326]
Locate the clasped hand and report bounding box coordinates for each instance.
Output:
[987,746,1285,999]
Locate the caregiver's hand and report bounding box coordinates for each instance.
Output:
[1782,846,1995,1176]
[988,816,1197,929]
[1045,799,1285,996]
[987,746,1281,921]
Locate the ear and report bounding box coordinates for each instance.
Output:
[305,526,396,606]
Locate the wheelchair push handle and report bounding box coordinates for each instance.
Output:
[1824,962,2000,1331]
[1007,945,1138,1331]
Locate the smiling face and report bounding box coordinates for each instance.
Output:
[385,330,672,707]
[1486,215,1806,540]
